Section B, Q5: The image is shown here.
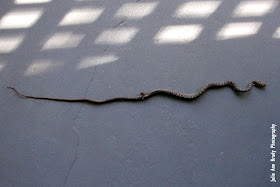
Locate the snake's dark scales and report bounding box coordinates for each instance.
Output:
[7,80,266,104]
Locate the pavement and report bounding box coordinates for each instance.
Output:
[0,0,279,186]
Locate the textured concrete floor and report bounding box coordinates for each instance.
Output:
[0,0,280,186]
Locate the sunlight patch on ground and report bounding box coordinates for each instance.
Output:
[115,2,158,19]
[14,0,52,4]
[233,1,278,17]
[273,27,280,39]
[154,25,203,44]
[0,63,5,72]
[59,7,104,26]
[77,54,118,69]
[174,1,221,18]
[95,27,138,44]
[0,9,43,29]
[24,59,60,76]
[42,32,84,50]
[216,22,262,40]
[0,35,25,53]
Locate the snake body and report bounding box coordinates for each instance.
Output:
[7,80,266,104]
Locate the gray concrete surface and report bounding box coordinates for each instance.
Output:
[0,0,279,186]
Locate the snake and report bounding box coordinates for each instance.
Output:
[7,80,266,104]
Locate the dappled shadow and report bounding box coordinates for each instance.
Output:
[0,0,279,99]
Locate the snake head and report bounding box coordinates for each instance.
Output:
[253,80,266,88]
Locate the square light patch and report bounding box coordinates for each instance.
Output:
[273,27,280,39]
[233,1,278,17]
[174,1,221,18]
[14,0,52,4]
[59,8,104,26]
[154,25,203,44]
[0,35,25,53]
[115,2,158,19]
[95,27,138,44]
[217,22,262,40]
[0,9,42,29]
[77,55,118,69]
[25,59,61,76]
[42,32,84,50]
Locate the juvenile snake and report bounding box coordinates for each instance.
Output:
[7,80,266,104]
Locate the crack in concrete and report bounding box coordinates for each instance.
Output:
[64,67,97,185]
[85,66,97,95]
[103,30,112,52]
[113,17,127,28]
[64,16,124,182]
[103,17,127,52]
[64,106,82,185]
